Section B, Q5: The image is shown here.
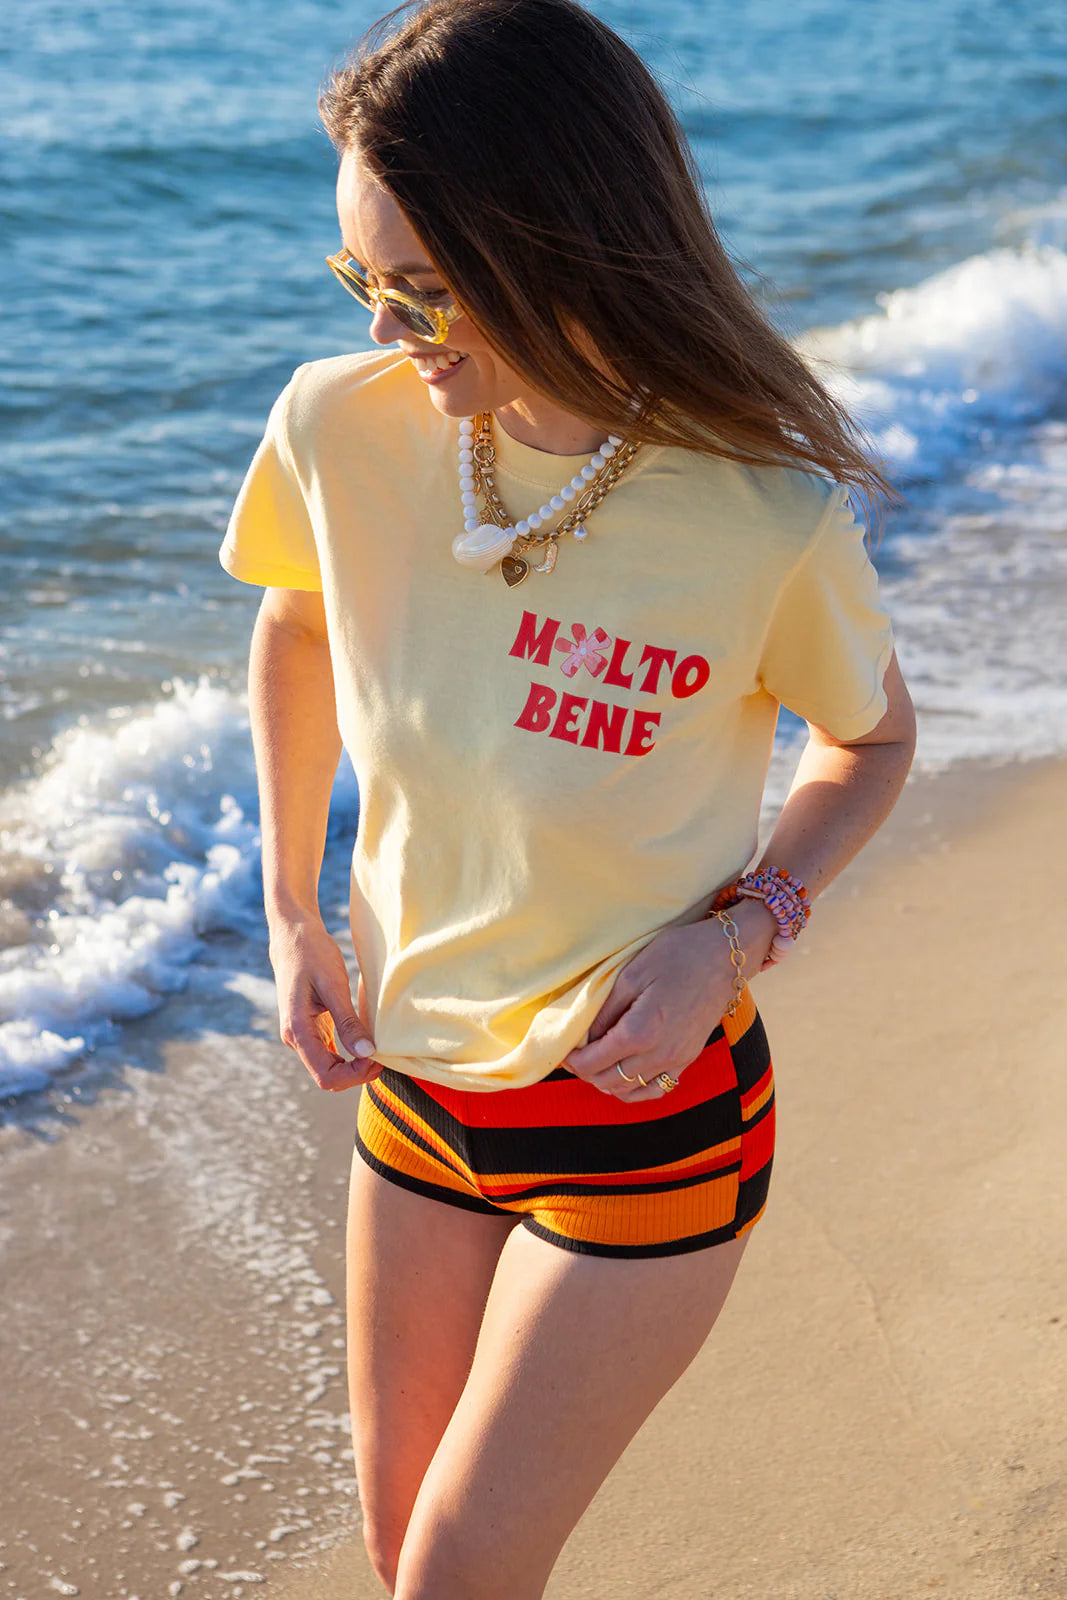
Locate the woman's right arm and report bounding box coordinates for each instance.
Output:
[250,587,380,1091]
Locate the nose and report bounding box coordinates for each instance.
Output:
[368,296,411,348]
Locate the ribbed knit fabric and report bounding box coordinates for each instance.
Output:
[355,985,774,1258]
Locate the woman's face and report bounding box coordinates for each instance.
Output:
[334,149,554,423]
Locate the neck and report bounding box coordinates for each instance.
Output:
[491,396,609,457]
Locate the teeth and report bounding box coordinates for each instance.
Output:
[413,351,467,374]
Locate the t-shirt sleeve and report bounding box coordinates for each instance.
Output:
[757,481,895,740]
[218,370,323,592]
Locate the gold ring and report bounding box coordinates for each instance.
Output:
[636,1072,649,1088]
[655,1072,680,1093]
[615,1062,638,1083]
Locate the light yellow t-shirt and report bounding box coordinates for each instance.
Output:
[220,348,895,1090]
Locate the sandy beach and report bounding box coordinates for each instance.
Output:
[7,3,1066,1597]
[3,752,1065,1600]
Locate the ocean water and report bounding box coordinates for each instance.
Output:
[1,0,1065,1099]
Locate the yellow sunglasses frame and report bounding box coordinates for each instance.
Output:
[325,247,465,345]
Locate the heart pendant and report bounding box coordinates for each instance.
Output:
[500,555,529,588]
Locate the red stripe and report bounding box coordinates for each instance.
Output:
[740,1065,773,1116]
[739,1096,775,1180]
[416,1036,739,1131]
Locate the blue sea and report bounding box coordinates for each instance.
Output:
[2,0,1066,1100]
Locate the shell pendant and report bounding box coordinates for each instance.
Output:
[451,523,516,572]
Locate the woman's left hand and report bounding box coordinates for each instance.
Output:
[561,903,775,1100]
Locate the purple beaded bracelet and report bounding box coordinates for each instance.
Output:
[708,865,811,968]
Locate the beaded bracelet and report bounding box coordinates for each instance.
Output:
[707,865,811,969]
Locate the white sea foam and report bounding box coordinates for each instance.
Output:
[996,194,1067,254]
[760,232,1067,814]
[0,676,357,1098]
[795,241,1067,478]
[761,415,1067,823]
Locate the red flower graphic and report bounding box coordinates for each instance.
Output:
[554,623,612,679]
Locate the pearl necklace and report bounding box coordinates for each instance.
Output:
[451,413,639,587]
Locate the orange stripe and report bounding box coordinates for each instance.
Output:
[741,1071,774,1121]
[720,982,757,1047]
[478,1139,742,1198]
[529,1170,741,1247]
[360,1086,484,1198]
[360,1118,479,1199]
[371,1081,480,1179]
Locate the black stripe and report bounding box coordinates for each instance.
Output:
[742,1088,775,1131]
[728,1008,772,1096]
[734,1153,774,1231]
[519,1215,743,1258]
[363,1081,476,1186]
[478,1159,742,1205]
[381,1069,743,1176]
[355,1134,503,1216]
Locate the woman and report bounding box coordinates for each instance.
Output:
[219,0,916,1594]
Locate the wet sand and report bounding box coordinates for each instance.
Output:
[3,755,1065,1599]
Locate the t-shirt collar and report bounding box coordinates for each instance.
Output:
[480,413,607,493]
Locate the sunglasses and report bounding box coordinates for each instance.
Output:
[325,247,466,345]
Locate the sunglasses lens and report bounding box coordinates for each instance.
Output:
[328,257,442,341]
[330,259,374,309]
[391,301,439,340]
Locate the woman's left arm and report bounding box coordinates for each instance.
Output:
[562,650,917,1097]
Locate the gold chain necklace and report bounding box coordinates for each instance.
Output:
[464,412,642,588]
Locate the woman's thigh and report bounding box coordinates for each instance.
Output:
[394,1223,750,1600]
[345,1147,519,1587]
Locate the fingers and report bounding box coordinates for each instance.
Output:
[307,959,374,1059]
[582,972,637,1046]
[281,1018,376,1093]
[281,980,379,1095]
[268,918,382,1093]
[592,1059,680,1102]
[564,991,698,1103]
[563,989,663,1079]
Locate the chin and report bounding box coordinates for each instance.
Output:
[430,379,491,418]
[429,385,473,412]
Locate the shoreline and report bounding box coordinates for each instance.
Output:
[2,751,1064,1599]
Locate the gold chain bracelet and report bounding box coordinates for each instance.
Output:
[714,909,747,1016]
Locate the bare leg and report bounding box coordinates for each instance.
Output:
[345,1151,519,1593]
[394,1224,751,1600]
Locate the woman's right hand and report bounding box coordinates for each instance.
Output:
[268,911,382,1092]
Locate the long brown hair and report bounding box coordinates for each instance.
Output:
[319,0,903,539]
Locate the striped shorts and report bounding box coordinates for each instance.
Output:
[355,985,775,1258]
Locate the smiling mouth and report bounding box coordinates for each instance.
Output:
[410,350,467,374]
